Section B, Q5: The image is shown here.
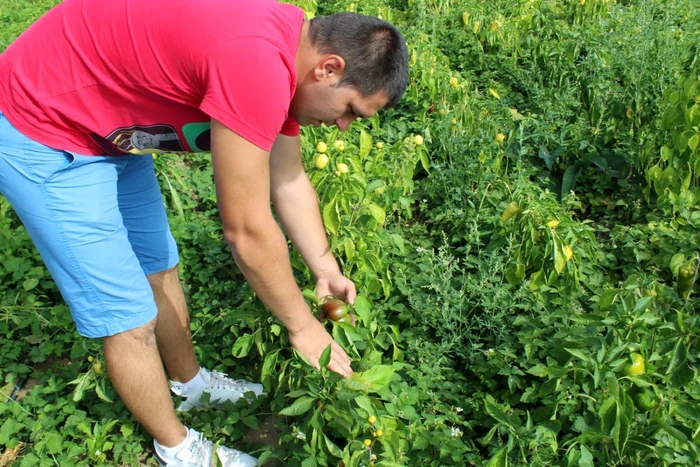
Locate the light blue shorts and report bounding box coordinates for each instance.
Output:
[0,111,179,338]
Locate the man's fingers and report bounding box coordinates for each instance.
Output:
[346,286,357,305]
[331,344,353,378]
[293,327,353,377]
[331,341,350,361]
[325,342,352,377]
[339,280,356,305]
[329,357,353,378]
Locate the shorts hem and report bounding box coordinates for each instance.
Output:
[142,257,180,276]
[76,308,159,338]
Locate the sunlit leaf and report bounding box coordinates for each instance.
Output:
[353,295,372,325]
[359,129,372,160]
[278,396,315,416]
[322,198,340,235]
[667,339,694,387]
[318,344,332,369]
[485,446,508,467]
[368,203,386,225]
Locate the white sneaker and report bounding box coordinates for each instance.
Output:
[154,428,258,467]
[171,368,265,412]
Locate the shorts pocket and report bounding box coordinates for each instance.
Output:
[20,137,77,185]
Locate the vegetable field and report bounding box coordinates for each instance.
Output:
[1,0,699,465]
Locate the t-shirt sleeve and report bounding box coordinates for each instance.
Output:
[198,37,296,151]
[281,114,300,137]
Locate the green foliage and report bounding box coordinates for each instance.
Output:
[299,118,426,298]
[2,0,700,465]
[644,75,700,211]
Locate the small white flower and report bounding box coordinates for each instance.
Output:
[416,247,426,253]
[370,454,377,461]
[95,451,102,456]
[450,426,463,437]
[296,431,306,441]
[455,407,463,413]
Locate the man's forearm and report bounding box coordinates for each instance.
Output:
[272,173,341,280]
[225,219,316,333]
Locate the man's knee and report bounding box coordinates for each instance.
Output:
[147,265,181,293]
[148,264,178,282]
[103,317,158,349]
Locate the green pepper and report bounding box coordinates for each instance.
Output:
[501,201,520,223]
[677,261,696,299]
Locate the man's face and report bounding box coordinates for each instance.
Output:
[290,56,389,131]
[290,84,388,131]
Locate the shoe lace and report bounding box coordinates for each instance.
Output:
[185,431,215,466]
[208,370,250,393]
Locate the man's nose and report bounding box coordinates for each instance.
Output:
[335,115,353,131]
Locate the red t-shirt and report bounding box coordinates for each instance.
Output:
[0,0,303,155]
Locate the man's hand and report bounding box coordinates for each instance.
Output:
[288,316,353,378]
[316,273,357,305]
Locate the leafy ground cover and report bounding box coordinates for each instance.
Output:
[1,0,699,466]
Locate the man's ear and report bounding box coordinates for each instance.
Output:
[313,54,345,83]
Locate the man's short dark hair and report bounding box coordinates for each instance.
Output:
[308,12,409,108]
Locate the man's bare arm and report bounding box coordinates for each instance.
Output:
[210,119,353,377]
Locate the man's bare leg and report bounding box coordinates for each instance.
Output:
[147,265,200,383]
[102,319,186,446]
